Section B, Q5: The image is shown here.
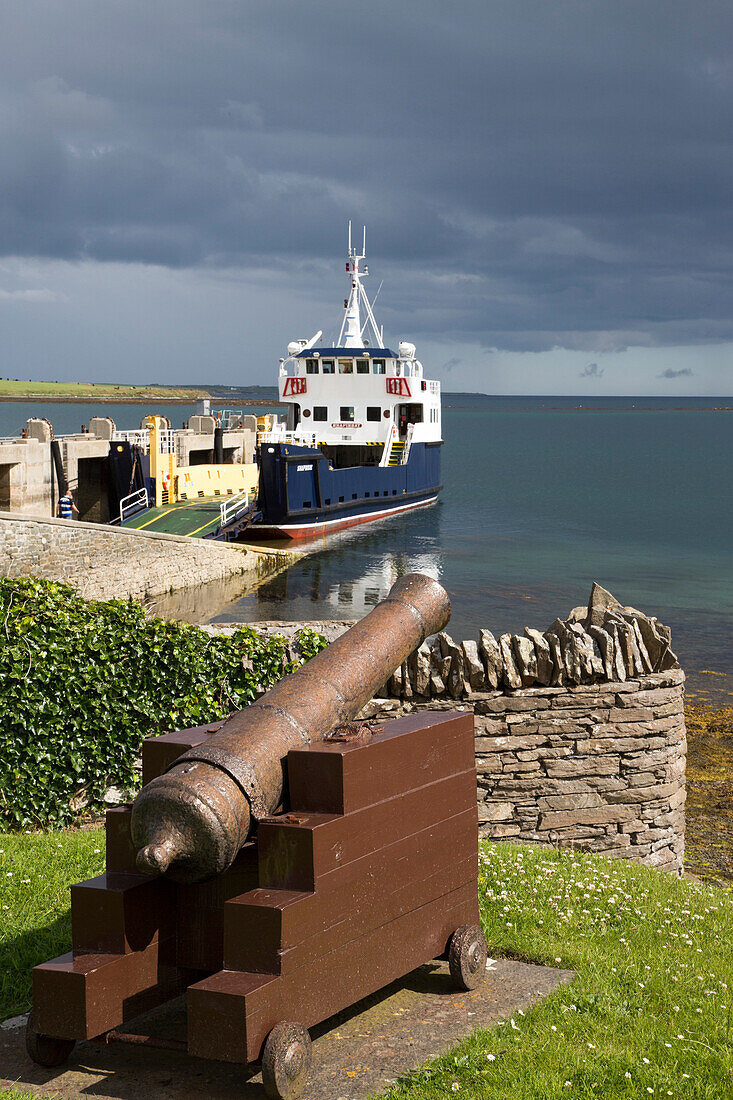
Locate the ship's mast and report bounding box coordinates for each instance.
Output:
[338,222,384,348]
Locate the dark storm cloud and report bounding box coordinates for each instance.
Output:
[441,357,463,374]
[1,0,732,351]
[580,363,604,379]
[658,367,694,378]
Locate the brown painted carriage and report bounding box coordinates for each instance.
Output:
[28,710,485,1098]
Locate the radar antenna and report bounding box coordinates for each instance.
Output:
[338,222,384,348]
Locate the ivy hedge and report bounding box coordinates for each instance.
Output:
[0,577,328,829]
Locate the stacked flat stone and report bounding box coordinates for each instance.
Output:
[472,669,686,872]
[387,582,679,700]
[366,667,687,874]
[0,512,295,603]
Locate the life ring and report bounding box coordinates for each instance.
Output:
[162,472,171,492]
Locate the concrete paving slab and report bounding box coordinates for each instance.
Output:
[1,958,572,1099]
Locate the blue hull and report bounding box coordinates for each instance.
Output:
[253,441,442,538]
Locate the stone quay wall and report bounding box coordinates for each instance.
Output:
[0,511,297,602]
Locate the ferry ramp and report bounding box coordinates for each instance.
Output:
[123,499,224,539]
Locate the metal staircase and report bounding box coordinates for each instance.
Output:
[387,440,405,466]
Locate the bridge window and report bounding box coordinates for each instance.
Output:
[313,406,328,422]
[305,359,319,374]
[372,359,385,374]
[356,359,369,374]
[321,360,335,374]
[366,406,381,422]
[340,406,355,421]
[338,359,353,374]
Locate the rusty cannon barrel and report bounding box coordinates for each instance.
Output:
[131,572,450,883]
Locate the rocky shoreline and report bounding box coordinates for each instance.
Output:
[684,704,733,886]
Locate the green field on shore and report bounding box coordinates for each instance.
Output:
[0,379,207,401]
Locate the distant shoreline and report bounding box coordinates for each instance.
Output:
[443,401,733,412]
[0,395,286,407]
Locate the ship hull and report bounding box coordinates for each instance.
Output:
[249,440,441,540]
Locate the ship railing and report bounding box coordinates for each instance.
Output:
[111,428,177,455]
[112,429,150,451]
[117,487,149,525]
[258,430,320,447]
[394,360,423,378]
[379,425,399,467]
[219,487,256,529]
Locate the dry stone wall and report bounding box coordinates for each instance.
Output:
[364,669,686,874]
[386,583,678,701]
[471,670,685,871]
[372,583,687,873]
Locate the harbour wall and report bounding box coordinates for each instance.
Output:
[207,611,686,874]
[0,511,298,602]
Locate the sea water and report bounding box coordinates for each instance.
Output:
[212,395,733,701]
[0,402,196,438]
[2,395,731,700]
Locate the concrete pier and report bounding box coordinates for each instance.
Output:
[0,415,258,521]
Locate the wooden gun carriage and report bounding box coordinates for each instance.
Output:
[27,577,487,1099]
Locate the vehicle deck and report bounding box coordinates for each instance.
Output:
[123,498,222,538]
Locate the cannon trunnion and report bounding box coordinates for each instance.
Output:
[28,710,484,1097]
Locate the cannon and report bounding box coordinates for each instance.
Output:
[27,574,487,1099]
[131,572,451,882]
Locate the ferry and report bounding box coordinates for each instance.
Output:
[100,228,442,542]
[253,227,443,538]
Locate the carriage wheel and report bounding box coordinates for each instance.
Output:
[448,924,488,990]
[261,1021,312,1100]
[25,1011,76,1068]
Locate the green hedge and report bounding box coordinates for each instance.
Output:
[0,577,328,829]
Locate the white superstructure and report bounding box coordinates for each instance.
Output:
[269,226,442,465]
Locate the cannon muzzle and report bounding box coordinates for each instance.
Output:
[131,572,450,882]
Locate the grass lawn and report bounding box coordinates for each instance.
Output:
[385,845,732,1099]
[0,830,104,1021]
[0,1092,60,1099]
[1,836,731,1098]
[0,379,205,400]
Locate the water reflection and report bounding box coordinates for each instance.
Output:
[141,571,269,624]
[216,541,442,625]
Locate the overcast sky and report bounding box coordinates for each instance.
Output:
[1,0,732,394]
